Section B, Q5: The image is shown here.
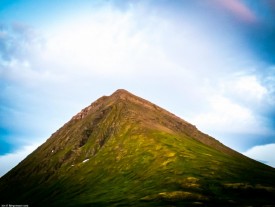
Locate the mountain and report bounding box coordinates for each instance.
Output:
[0,89,275,207]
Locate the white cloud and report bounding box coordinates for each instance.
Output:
[17,4,250,81]
[1,5,240,100]
[191,95,260,134]
[243,143,275,168]
[232,76,267,100]
[42,8,168,77]
[0,143,41,177]
[2,4,257,86]
[188,74,271,151]
[220,75,268,105]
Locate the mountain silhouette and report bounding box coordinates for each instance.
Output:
[0,89,275,206]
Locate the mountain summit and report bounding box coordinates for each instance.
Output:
[1,89,275,206]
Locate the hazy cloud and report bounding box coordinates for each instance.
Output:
[243,143,275,168]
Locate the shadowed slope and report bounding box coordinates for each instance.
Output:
[0,89,275,206]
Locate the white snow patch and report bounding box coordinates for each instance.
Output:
[82,159,89,163]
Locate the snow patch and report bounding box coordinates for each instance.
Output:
[82,159,89,163]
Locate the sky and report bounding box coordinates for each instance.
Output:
[0,0,275,176]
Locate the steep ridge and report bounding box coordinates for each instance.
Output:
[0,89,275,207]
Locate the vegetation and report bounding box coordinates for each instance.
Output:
[0,89,275,206]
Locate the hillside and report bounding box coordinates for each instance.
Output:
[0,89,275,206]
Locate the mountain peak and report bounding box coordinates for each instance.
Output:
[71,89,135,121]
[112,89,131,95]
[2,89,275,206]
[110,89,136,100]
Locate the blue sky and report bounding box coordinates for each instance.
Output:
[1,0,275,176]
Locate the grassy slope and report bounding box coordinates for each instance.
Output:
[1,90,275,206]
